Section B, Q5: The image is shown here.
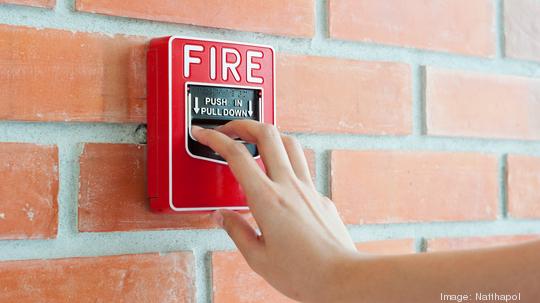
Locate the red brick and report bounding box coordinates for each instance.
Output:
[0,24,146,123]
[329,0,495,57]
[504,0,540,62]
[277,54,411,134]
[331,150,498,224]
[0,252,194,302]
[78,144,215,232]
[212,251,294,303]
[507,155,540,219]
[0,0,54,8]
[356,239,415,254]
[426,68,540,140]
[76,0,314,38]
[0,143,58,240]
[427,235,540,252]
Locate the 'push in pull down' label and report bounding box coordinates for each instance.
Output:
[189,84,260,122]
[187,84,262,161]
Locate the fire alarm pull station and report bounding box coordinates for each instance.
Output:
[147,36,275,212]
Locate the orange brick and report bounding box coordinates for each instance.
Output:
[331,150,498,224]
[329,0,495,57]
[79,144,215,232]
[212,251,294,303]
[277,54,411,134]
[0,252,194,302]
[427,235,540,252]
[356,239,415,255]
[507,155,540,219]
[0,24,146,123]
[504,0,540,62]
[0,143,58,240]
[0,0,53,8]
[426,68,540,140]
[76,0,314,38]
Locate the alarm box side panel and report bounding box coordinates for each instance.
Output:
[147,36,172,212]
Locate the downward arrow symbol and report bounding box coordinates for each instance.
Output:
[248,100,253,116]
[193,96,200,114]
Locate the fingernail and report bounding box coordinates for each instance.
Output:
[212,210,224,228]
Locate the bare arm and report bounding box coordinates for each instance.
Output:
[331,240,540,302]
[192,120,540,303]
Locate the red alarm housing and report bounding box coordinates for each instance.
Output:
[147,36,275,212]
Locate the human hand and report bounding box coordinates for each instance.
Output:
[191,120,357,302]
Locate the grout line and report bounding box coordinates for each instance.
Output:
[54,0,73,14]
[319,150,331,197]
[0,122,539,156]
[499,154,509,219]
[412,65,427,136]
[0,122,142,144]
[55,142,83,238]
[416,238,427,253]
[205,251,214,303]
[193,249,211,303]
[294,133,540,156]
[0,220,539,261]
[494,0,506,58]
[0,122,538,156]
[313,0,329,42]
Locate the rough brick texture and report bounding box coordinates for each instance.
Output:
[504,0,540,62]
[76,0,314,38]
[0,252,194,302]
[426,68,540,140]
[427,235,540,252]
[331,150,498,224]
[507,155,540,219]
[329,0,495,57]
[0,0,54,8]
[277,54,411,134]
[79,144,213,232]
[0,143,58,240]
[78,144,315,232]
[0,24,146,123]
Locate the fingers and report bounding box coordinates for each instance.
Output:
[214,210,265,268]
[280,134,315,187]
[216,120,296,181]
[192,126,272,198]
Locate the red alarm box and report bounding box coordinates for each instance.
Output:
[147,36,275,212]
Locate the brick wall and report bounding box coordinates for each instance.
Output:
[0,0,539,302]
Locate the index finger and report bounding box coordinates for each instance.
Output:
[215,120,296,182]
[191,126,274,215]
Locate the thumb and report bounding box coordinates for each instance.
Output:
[214,210,264,263]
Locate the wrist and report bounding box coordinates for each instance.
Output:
[310,251,366,303]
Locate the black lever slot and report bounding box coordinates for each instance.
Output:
[187,84,262,162]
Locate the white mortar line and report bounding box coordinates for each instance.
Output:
[0,220,539,261]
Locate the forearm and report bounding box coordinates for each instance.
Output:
[323,240,540,303]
